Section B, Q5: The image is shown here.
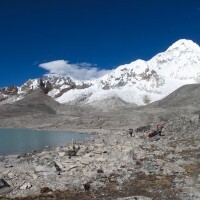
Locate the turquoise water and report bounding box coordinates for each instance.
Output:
[0,128,91,155]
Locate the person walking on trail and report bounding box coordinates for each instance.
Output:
[156,124,164,136]
[128,128,133,137]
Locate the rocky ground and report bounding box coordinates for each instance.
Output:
[0,91,200,199]
[0,116,200,200]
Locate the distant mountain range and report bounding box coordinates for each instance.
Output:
[1,39,200,106]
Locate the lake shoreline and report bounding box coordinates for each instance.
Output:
[1,117,200,199]
[0,128,93,156]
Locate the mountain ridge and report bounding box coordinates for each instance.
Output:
[1,39,200,106]
[149,83,200,108]
[55,39,200,105]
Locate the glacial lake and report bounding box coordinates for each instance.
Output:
[0,128,91,156]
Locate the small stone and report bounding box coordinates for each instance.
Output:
[97,169,104,173]
[83,182,90,191]
[40,187,52,193]
[136,160,141,165]
[8,172,15,178]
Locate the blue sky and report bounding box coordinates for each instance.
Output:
[0,0,200,87]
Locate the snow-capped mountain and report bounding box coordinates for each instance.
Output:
[1,39,200,106]
[54,39,200,105]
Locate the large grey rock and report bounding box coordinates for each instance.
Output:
[0,178,12,196]
[35,165,56,176]
[58,151,67,157]
[7,172,15,179]
[76,146,88,156]
[0,178,10,189]
[20,182,32,190]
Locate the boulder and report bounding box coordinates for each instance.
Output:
[0,178,12,196]
[0,178,10,189]
[35,165,56,175]
[58,151,67,157]
[20,182,32,190]
[76,146,88,156]
[7,172,15,179]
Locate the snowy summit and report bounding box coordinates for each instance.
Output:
[1,39,200,106]
[55,39,200,105]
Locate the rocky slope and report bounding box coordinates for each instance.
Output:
[0,116,200,200]
[1,83,200,131]
[150,83,200,108]
[0,90,60,121]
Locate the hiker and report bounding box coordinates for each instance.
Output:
[128,128,133,137]
[156,124,164,136]
[148,124,164,138]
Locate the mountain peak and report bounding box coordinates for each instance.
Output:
[167,39,200,52]
[1,39,200,107]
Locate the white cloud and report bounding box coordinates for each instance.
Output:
[39,60,111,80]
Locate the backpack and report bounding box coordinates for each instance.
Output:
[148,130,158,138]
